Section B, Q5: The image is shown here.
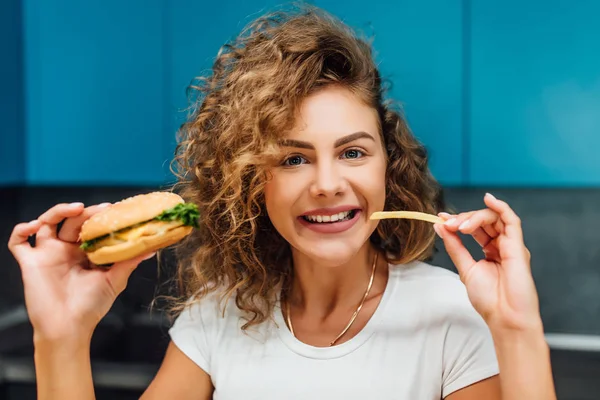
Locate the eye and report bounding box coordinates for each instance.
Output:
[282,155,307,167]
[341,149,364,159]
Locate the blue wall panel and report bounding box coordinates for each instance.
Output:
[0,0,25,185]
[4,0,600,187]
[469,0,600,186]
[166,1,281,149]
[23,0,168,185]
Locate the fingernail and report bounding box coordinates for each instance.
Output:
[438,212,452,218]
[433,224,443,238]
[444,218,457,226]
[98,202,111,208]
[458,220,470,230]
[69,202,84,208]
[485,192,496,200]
[29,219,40,225]
[143,252,157,260]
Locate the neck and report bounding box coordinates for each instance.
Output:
[288,243,386,318]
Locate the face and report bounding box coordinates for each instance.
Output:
[264,86,387,266]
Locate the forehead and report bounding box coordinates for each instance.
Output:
[288,86,379,141]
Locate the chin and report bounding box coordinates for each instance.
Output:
[293,239,365,268]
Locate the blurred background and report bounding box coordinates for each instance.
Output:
[1,0,599,399]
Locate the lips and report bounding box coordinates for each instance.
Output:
[302,209,356,223]
[297,206,362,234]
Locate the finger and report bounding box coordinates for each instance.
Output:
[456,209,502,242]
[441,211,474,231]
[37,202,85,240]
[482,238,501,262]
[58,203,111,243]
[438,212,454,221]
[105,252,156,295]
[441,209,500,248]
[471,227,493,248]
[7,220,42,260]
[482,223,500,240]
[434,224,476,281]
[462,210,499,233]
[483,193,523,242]
[459,209,502,239]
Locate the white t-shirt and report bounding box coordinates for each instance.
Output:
[169,261,499,399]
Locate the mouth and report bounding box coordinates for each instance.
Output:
[300,209,358,224]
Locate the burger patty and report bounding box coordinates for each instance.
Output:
[86,220,184,252]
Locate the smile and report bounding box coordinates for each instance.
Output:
[297,209,362,234]
[301,210,356,223]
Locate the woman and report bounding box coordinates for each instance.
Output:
[8,6,555,400]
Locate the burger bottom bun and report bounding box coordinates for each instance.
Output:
[86,225,193,265]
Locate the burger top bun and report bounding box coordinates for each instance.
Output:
[80,192,185,241]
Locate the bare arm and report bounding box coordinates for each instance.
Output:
[34,338,213,400]
[142,342,213,400]
[445,327,554,400]
[34,335,95,400]
[445,376,501,400]
[436,193,556,400]
[490,326,554,400]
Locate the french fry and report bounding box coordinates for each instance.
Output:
[369,211,444,224]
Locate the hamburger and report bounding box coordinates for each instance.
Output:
[79,192,199,265]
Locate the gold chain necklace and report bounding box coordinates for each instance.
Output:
[285,252,379,347]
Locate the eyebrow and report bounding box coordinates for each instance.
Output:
[280,131,375,149]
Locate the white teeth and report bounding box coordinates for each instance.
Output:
[305,211,352,223]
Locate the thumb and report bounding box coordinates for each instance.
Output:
[434,224,476,281]
[105,252,156,295]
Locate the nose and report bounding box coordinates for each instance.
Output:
[309,160,347,198]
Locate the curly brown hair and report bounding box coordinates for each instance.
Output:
[168,5,444,329]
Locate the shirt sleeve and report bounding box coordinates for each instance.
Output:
[168,300,213,374]
[441,291,499,397]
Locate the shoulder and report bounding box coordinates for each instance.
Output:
[168,288,253,373]
[389,264,500,395]
[389,260,466,297]
[170,286,276,346]
[387,260,480,322]
[171,288,243,333]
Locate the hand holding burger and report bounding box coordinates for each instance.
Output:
[7,191,198,341]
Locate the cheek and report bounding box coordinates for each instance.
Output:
[377,161,387,199]
[263,178,278,217]
[264,172,296,227]
[355,159,387,206]
[367,177,387,208]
